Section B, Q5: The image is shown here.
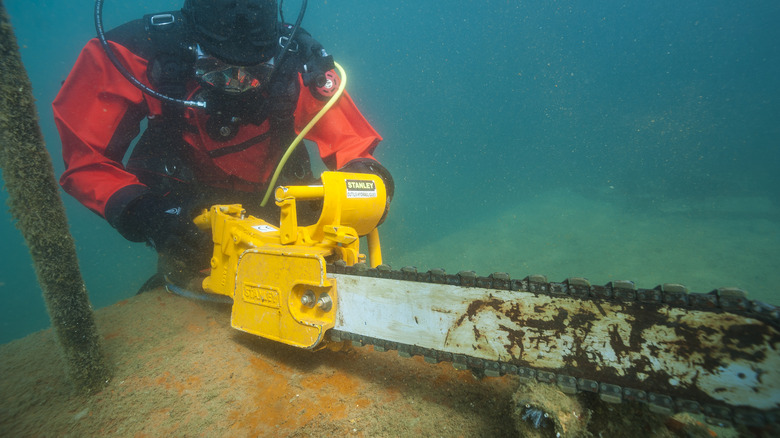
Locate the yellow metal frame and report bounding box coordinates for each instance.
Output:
[194,171,386,349]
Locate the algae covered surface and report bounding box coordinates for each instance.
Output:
[0,1,108,391]
[0,288,749,437]
[1,289,518,437]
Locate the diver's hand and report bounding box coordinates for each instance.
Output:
[114,193,211,267]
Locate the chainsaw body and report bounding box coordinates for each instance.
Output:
[194,171,387,349]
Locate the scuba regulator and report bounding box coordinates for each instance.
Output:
[93,0,310,109]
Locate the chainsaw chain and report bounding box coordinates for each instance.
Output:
[326,261,780,429]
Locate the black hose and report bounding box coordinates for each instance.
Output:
[93,0,207,108]
[93,0,308,108]
[264,0,307,89]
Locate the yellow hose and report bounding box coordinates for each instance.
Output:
[260,62,348,207]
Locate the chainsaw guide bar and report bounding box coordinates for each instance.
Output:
[326,261,780,428]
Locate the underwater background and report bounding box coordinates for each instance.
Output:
[1,0,778,344]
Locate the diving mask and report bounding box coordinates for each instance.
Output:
[194,44,275,94]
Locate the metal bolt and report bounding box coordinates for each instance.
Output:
[301,290,316,308]
[317,293,333,312]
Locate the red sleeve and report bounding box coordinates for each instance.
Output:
[53,38,151,218]
[293,73,383,170]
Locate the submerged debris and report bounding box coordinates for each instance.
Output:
[522,405,552,430]
[511,381,590,438]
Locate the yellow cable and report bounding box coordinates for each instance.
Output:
[260,62,348,207]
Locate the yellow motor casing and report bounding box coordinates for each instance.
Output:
[194,171,386,349]
[275,171,387,253]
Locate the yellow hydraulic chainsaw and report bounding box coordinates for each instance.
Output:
[192,171,779,430]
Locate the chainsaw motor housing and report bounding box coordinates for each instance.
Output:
[193,171,386,348]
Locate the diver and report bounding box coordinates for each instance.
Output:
[53,0,393,290]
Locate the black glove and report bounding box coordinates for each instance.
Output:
[338,158,394,223]
[114,192,211,269]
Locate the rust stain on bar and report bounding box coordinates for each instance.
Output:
[445,294,780,410]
